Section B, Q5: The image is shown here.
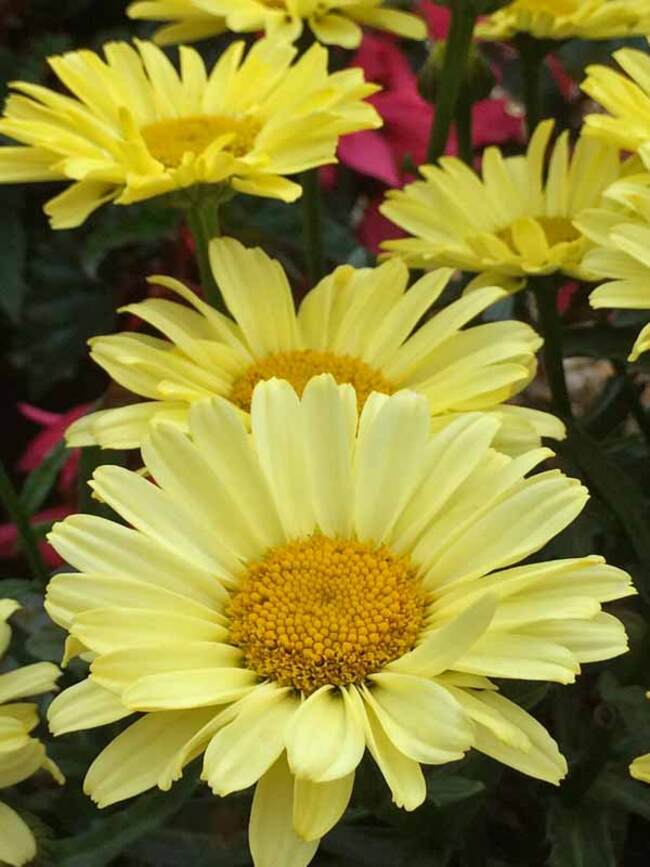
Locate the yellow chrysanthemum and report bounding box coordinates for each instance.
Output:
[576,178,650,361]
[582,45,650,157]
[477,0,650,42]
[65,236,564,456]
[0,38,380,228]
[47,376,633,867]
[128,0,426,49]
[380,120,621,280]
[0,600,62,867]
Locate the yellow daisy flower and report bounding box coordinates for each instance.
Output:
[0,38,380,229]
[65,236,564,456]
[47,377,633,867]
[128,0,426,49]
[477,0,650,42]
[582,45,650,156]
[576,179,650,361]
[380,120,621,280]
[0,600,62,867]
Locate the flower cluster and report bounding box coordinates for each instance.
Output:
[0,601,61,867]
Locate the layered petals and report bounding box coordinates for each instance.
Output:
[68,236,562,456]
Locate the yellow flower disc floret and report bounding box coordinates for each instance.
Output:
[228,535,426,694]
[229,349,394,412]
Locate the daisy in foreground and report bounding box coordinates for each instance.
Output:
[47,377,633,867]
[0,38,380,228]
[379,120,620,280]
[127,0,426,48]
[0,600,62,867]
[66,236,563,456]
[477,0,650,42]
[575,186,650,362]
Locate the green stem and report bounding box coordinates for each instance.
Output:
[517,34,545,133]
[0,459,49,585]
[302,168,324,284]
[531,277,573,421]
[186,197,222,310]
[455,90,473,165]
[426,0,478,163]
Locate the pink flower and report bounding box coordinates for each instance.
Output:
[18,402,90,494]
[338,33,523,190]
[418,0,451,39]
[0,504,72,569]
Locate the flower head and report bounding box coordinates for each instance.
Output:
[0,600,62,867]
[576,177,650,361]
[128,0,427,49]
[582,45,650,157]
[380,120,620,280]
[0,39,380,228]
[477,0,650,41]
[66,236,563,456]
[48,377,632,866]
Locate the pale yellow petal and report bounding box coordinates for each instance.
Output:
[0,801,36,867]
[286,685,365,783]
[250,754,319,867]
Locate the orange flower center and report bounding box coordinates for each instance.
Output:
[228,535,425,693]
[229,349,394,412]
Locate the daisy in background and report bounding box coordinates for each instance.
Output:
[0,601,62,867]
[47,376,633,867]
[128,0,427,49]
[379,120,621,281]
[65,236,563,456]
[477,0,650,42]
[0,38,380,229]
[575,179,650,361]
[582,43,650,157]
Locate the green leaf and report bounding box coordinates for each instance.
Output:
[130,830,250,867]
[19,440,68,516]
[564,423,650,604]
[51,766,199,867]
[547,800,616,867]
[0,578,40,603]
[426,774,485,808]
[25,621,66,663]
[592,771,650,822]
[0,189,27,322]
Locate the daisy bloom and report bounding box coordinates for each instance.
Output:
[47,376,633,867]
[128,0,427,49]
[576,179,650,361]
[0,600,62,867]
[477,0,650,42]
[66,236,563,456]
[379,120,621,281]
[0,38,380,229]
[582,45,650,157]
